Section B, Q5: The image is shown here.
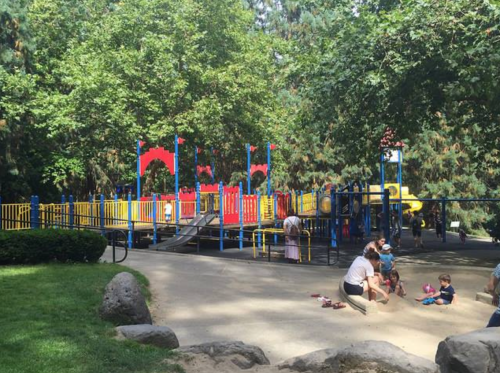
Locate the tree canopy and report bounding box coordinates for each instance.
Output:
[1,0,499,231]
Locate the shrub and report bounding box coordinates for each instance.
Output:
[0,229,107,264]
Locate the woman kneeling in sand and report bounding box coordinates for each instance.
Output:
[344,251,390,302]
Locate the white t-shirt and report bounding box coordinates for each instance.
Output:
[164,203,172,215]
[284,216,300,234]
[344,256,375,286]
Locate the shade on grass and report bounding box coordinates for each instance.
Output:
[0,264,182,373]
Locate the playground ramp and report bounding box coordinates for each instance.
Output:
[153,214,216,251]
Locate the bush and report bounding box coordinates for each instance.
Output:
[0,229,107,264]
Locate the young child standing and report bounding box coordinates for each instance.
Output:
[385,270,406,297]
[416,274,458,305]
[379,244,395,280]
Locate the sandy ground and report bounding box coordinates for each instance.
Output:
[102,247,499,369]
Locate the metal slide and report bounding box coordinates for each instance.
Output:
[153,214,216,251]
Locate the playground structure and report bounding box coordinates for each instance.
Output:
[1,137,499,259]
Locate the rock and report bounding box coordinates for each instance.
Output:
[476,292,495,307]
[99,272,152,325]
[279,348,338,372]
[436,328,500,373]
[115,324,179,349]
[177,341,270,369]
[279,341,439,373]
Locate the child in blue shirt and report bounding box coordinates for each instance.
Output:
[379,244,395,279]
[416,274,458,305]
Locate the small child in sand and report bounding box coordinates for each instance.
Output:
[416,274,458,305]
[379,244,395,280]
[385,270,406,297]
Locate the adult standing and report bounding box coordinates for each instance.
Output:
[434,207,442,239]
[391,210,402,248]
[343,251,390,302]
[283,209,301,263]
[410,211,423,248]
[486,263,500,327]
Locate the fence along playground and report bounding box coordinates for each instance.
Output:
[1,137,499,263]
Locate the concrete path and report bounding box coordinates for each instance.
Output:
[102,248,499,364]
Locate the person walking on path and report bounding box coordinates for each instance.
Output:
[434,207,442,239]
[391,210,402,248]
[410,211,423,248]
[343,251,390,302]
[486,263,500,327]
[283,209,301,263]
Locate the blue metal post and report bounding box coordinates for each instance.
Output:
[257,190,262,248]
[300,191,303,213]
[100,194,105,235]
[196,182,201,215]
[239,182,243,250]
[194,146,198,186]
[153,193,157,244]
[383,189,391,244]
[331,187,337,248]
[267,142,271,197]
[441,197,447,243]
[380,151,385,196]
[137,139,141,218]
[219,181,224,251]
[175,134,179,234]
[61,195,66,228]
[295,192,298,214]
[397,149,403,224]
[35,196,40,229]
[348,182,354,243]
[247,144,251,195]
[127,193,132,249]
[69,195,74,229]
[274,194,278,244]
[114,194,118,225]
[315,189,320,237]
[89,194,94,227]
[338,188,343,243]
[30,196,34,229]
[365,183,371,237]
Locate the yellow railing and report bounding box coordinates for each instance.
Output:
[252,228,311,262]
[1,203,31,230]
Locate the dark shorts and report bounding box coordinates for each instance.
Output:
[381,270,391,279]
[487,312,500,327]
[412,229,421,237]
[344,281,364,296]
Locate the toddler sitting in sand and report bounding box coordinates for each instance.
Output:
[416,274,458,305]
[385,270,406,297]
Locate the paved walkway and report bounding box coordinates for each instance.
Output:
[150,226,500,268]
[102,247,499,364]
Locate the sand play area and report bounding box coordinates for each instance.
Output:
[104,248,499,363]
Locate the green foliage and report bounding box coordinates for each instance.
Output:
[0,229,107,264]
[0,264,180,373]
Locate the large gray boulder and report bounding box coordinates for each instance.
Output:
[115,324,179,349]
[279,341,439,373]
[99,272,152,325]
[177,341,270,369]
[436,328,500,373]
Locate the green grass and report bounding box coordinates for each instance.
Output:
[0,264,182,373]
